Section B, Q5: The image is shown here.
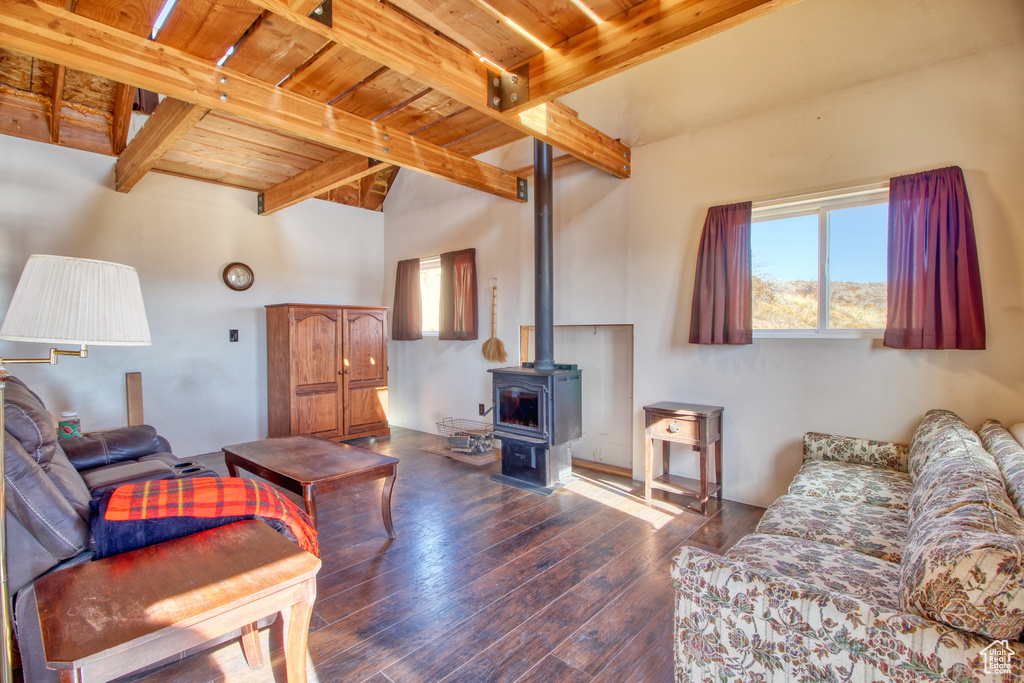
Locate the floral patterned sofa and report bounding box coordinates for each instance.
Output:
[672,409,1024,682]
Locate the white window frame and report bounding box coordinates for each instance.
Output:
[751,182,889,339]
[419,255,441,337]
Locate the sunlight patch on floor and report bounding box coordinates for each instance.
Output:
[565,472,685,529]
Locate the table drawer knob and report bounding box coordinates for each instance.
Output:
[667,422,680,434]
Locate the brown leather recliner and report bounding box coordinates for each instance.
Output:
[2,375,212,682]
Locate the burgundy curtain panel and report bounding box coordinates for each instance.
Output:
[884,166,986,350]
[440,248,479,341]
[392,258,422,340]
[689,202,753,345]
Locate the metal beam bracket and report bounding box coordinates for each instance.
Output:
[487,64,529,112]
[516,177,528,201]
[309,0,332,28]
[257,192,265,215]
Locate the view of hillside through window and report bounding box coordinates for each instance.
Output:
[751,202,888,331]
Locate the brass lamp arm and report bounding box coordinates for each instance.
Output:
[0,345,89,373]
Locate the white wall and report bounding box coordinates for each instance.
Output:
[384,0,1024,507]
[1,0,1020,507]
[0,135,385,455]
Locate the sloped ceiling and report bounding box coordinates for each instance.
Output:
[0,0,801,213]
[562,0,1024,148]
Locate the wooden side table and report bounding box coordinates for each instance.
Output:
[643,402,724,514]
[35,520,321,683]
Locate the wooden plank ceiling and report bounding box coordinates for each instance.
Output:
[0,0,799,213]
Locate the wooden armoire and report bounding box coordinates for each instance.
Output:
[266,304,389,441]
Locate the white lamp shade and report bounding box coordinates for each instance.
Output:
[0,255,151,346]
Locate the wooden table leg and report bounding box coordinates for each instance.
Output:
[700,419,708,516]
[699,445,708,514]
[661,440,671,482]
[644,423,653,505]
[716,437,723,502]
[240,622,264,671]
[226,461,238,478]
[381,470,397,539]
[302,486,318,530]
[283,579,316,683]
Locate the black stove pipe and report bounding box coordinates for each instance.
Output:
[534,139,554,371]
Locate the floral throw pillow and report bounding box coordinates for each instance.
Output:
[902,423,1024,639]
[980,419,1024,519]
[900,508,1024,639]
[908,409,984,481]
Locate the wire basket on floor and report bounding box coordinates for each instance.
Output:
[436,418,494,454]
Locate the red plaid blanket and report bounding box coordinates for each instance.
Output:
[105,477,319,556]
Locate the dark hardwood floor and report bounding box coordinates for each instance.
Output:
[112,427,765,683]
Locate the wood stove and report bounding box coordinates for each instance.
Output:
[489,363,581,487]
[489,139,582,491]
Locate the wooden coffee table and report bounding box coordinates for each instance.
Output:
[223,435,399,536]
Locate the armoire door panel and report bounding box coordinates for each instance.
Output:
[345,311,386,383]
[343,308,389,436]
[295,393,340,437]
[347,386,388,432]
[294,312,341,386]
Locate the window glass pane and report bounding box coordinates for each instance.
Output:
[827,203,888,329]
[751,215,819,329]
[420,260,441,333]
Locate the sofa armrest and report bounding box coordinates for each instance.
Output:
[80,460,177,496]
[60,425,171,471]
[671,545,1021,681]
[802,432,909,472]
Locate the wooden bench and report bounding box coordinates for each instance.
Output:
[33,520,321,682]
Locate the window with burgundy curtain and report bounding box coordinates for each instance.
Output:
[884,166,986,350]
[689,202,753,345]
[392,258,422,340]
[439,248,478,341]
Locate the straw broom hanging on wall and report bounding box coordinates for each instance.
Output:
[482,280,507,363]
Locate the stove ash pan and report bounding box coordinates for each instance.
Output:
[488,364,582,447]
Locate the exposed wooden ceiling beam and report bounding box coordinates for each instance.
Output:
[51,0,76,150]
[48,64,65,144]
[0,0,526,203]
[360,166,399,212]
[244,0,631,179]
[511,0,804,109]
[511,153,581,177]
[259,153,387,215]
[110,82,136,155]
[116,98,211,193]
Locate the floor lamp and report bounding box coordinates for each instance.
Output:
[0,255,151,683]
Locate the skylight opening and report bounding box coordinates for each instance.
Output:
[569,0,603,25]
[216,45,235,67]
[472,50,506,73]
[474,0,550,51]
[150,0,178,40]
[501,16,549,51]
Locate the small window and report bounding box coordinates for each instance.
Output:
[419,255,441,335]
[751,183,889,338]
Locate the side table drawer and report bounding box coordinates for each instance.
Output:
[649,416,699,441]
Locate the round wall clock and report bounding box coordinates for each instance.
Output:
[223,262,254,291]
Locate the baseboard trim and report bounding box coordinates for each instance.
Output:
[572,458,632,478]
